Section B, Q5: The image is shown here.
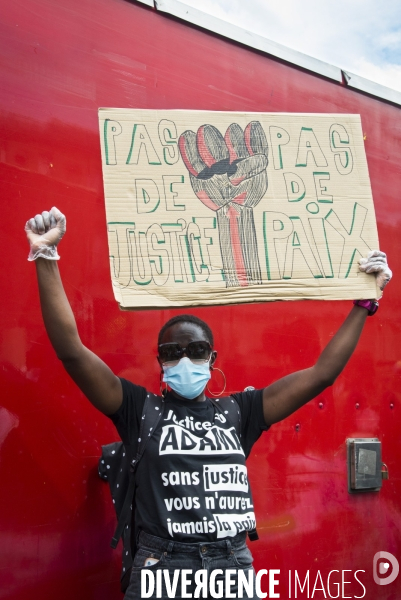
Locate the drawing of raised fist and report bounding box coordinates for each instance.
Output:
[179,122,269,287]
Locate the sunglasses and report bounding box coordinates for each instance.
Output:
[158,341,212,365]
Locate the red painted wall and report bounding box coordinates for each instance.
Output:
[1,1,400,598]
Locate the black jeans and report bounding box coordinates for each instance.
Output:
[125,531,258,599]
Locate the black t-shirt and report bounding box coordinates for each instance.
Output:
[109,379,269,543]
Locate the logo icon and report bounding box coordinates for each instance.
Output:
[373,551,399,585]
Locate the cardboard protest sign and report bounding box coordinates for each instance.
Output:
[98,109,380,309]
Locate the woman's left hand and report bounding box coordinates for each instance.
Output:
[358,250,392,292]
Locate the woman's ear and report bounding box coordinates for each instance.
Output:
[210,350,217,368]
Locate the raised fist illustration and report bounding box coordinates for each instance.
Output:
[179,122,268,287]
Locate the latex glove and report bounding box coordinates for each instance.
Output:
[25,207,66,261]
[358,250,392,291]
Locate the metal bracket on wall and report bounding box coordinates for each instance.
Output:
[347,438,385,493]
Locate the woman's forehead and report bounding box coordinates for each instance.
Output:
[160,322,208,344]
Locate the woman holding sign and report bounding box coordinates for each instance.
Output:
[25,207,391,599]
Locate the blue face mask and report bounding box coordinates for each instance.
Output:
[162,357,211,399]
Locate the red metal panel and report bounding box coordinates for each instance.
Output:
[0,0,400,598]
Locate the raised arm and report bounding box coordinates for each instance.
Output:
[263,251,392,425]
[26,208,122,415]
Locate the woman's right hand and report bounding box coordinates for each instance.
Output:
[25,207,66,261]
[28,206,122,414]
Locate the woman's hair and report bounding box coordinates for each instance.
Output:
[158,314,214,346]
